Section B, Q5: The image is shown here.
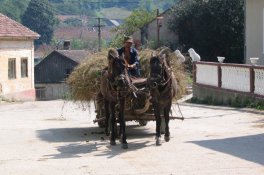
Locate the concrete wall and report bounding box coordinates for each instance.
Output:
[0,40,35,101]
[193,84,264,106]
[246,0,264,65]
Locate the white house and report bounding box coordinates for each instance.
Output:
[0,13,40,101]
[132,9,179,49]
[245,0,264,65]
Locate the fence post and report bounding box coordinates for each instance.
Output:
[250,66,255,93]
[193,62,197,83]
[218,64,222,88]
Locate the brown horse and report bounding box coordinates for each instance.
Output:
[100,49,130,149]
[148,48,177,145]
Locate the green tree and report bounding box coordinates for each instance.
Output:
[168,0,244,63]
[0,0,29,22]
[22,0,57,45]
[110,8,155,47]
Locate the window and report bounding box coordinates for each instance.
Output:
[8,58,16,79]
[21,58,28,78]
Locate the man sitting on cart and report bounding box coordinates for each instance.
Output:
[117,36,140,77]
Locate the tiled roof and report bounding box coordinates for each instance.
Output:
[0,13,40,39]
[56,50,90,63]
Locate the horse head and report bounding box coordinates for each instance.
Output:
[149,52,163,88]
[107,48,128,91]
[149,48,171,88]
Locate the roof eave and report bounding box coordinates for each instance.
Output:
[0,35,40,40]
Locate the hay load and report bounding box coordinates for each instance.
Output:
[67,50,108,101]
[67,47,187,101]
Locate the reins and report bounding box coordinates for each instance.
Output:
[160,66,172,86]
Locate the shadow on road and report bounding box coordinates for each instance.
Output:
[37,125,155,159]
[189,133,264,165]
[37,127,102,143]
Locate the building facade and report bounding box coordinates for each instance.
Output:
[132,9,179,49]
[0,13,39,101]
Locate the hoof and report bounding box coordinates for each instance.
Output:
[110,140,116,146]
[155,136,162,146]
[119,134,122,143]
[164,135,170,142]
[122,143,128,149]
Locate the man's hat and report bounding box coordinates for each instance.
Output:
[124,36,133,43]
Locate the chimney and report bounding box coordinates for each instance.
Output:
[63,40,70,50]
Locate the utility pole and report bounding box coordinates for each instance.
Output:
[157,9,160,47]
[93,17,105,52]
[156,9,163,48]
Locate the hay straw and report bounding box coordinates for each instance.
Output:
[67,50,108,101]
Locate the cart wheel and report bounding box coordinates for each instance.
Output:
[139,120,148,126]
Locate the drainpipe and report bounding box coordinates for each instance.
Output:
[244,0,247,64]
[31,40,34,89]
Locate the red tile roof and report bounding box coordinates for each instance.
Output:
[0,13,40,39]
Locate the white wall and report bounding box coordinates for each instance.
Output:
[0,40,35,95]
[246,0,264,65]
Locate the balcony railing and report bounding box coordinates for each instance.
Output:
[193,62,264,97]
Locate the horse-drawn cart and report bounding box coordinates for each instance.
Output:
[68,47,186,147]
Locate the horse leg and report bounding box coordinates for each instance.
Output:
[110,102,116,145]
[154,103,161,146]
[164,102,171,142]
[119,99,128,149]
[104,99,110,136]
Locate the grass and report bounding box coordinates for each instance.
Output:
[189,96,264,111]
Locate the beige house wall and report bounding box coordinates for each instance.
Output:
[246,0,264,65]
[147,11,178,44]
[0,40,35,100]
[133,10,178,47]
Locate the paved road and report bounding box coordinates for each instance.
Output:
[0,100,263,175]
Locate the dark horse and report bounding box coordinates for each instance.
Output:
[148,48,177,146]
[100,49,130,149]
